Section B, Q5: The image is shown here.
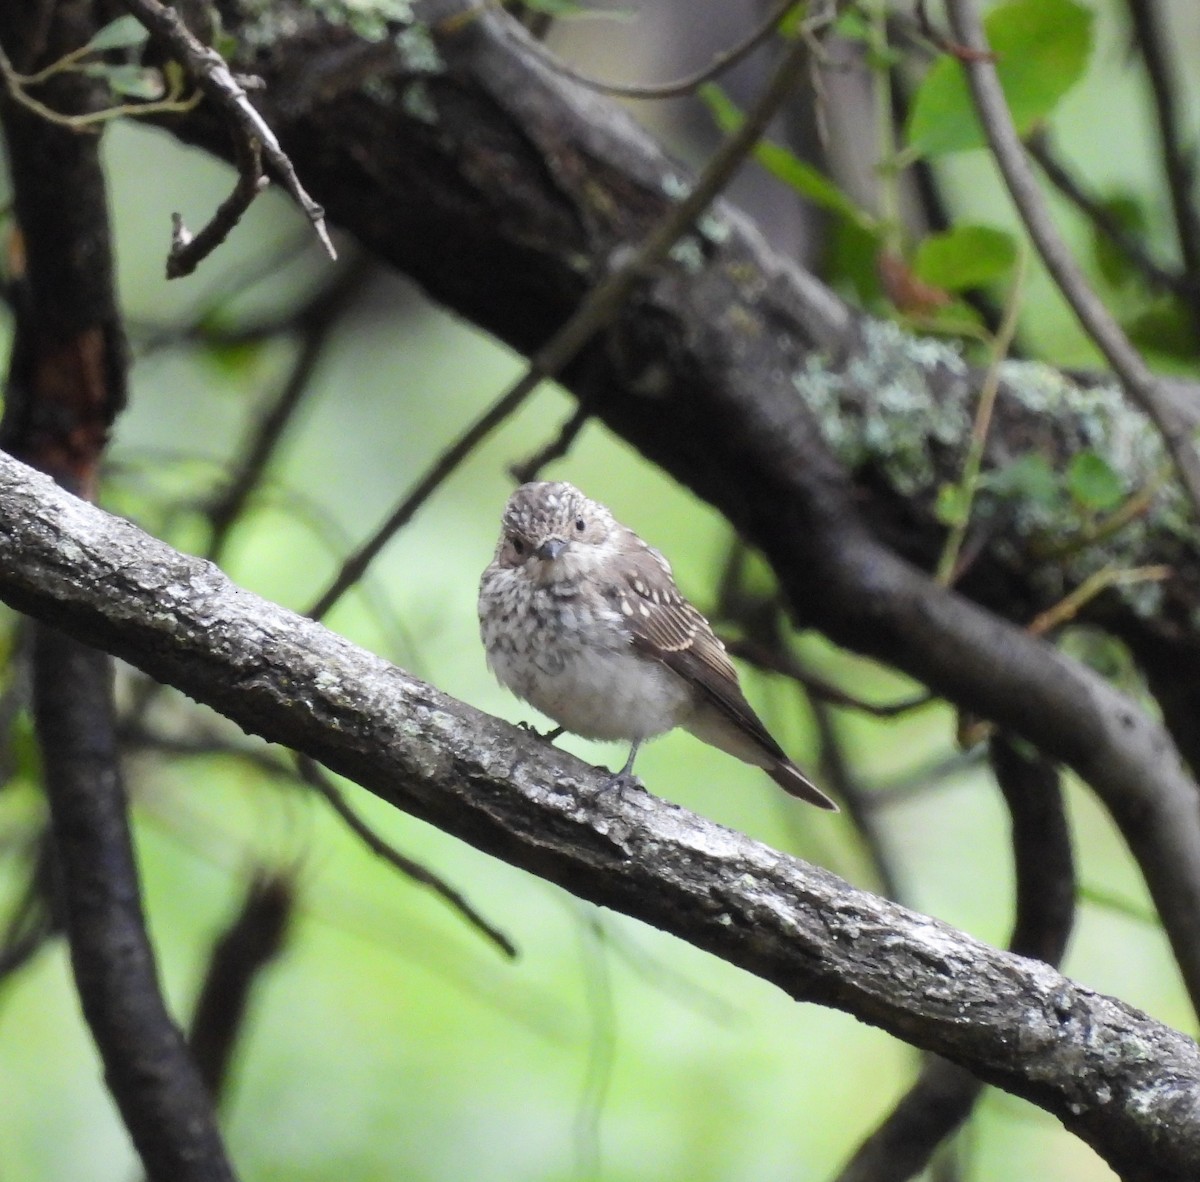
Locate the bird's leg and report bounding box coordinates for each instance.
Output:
[599,740,643,794]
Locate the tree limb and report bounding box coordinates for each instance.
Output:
[0,454,1197,1181]
[156,0,1200,1015]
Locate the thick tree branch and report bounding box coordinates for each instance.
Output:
[0,456,1197,1181]
[159,0,1200,1013]
[1,6,238,1179]
[835,738,1075,1181]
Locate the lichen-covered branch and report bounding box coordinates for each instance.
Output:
[0,454,1198,1181]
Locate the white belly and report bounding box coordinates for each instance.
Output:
[479,572,694,741]
[489,640,693,741]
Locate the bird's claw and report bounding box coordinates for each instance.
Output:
[596,769,643,798]
[516,721,564,743]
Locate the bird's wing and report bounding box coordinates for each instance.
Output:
[605,546,787,761]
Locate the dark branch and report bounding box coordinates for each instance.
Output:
[34,628,237,1182]
[297,757,518,959]
[188,874,294,1102]
[120,0,335,272]
[0,454,1197,1181]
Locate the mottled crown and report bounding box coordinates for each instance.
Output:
[502,481,614,541]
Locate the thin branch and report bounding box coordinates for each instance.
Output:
[0,459,1198,1180]
[188,874,294,1102]
[936,248,1027,585]
[509,401,591,484]
[306,27,818,619]
[1124,0,1200,335]
[297,756,518,960]
[0,39,201,131]
[1026,130,1194,300]
[807,693,903,900]
[166,134,267,280]
[943,0,1200,524]
[205,257,373,561]
[119,0,335,271]
[511,0,805,101]
[726,637,933,719]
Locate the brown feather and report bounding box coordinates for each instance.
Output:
[606,544,837,810]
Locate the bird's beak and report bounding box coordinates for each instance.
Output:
[536,537,567,561]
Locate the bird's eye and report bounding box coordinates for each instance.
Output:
[574,517,586,532]
[510,536,526,556]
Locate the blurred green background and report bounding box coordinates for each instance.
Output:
[1,1,1198,1179]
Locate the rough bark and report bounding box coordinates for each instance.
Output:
[0,454,1197,1182]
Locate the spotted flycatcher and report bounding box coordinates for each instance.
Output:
[478,481,837,809]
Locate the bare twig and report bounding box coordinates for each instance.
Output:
[167,134,267,279]
[119,0,335,272]
[205,258,373,560]
[306,29,818,619]
[936,248,1027,585]
[943,0,1200,524]
[510,0,805,101]
[0,39,201,130]
[1026,130,1194,300]
[726,637,932,718]
[509,402,591,484]
[808,694,903,900]
[297,756,518,959]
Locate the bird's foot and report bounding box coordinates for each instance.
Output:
[596,768,644,799]
[517,721,565,743]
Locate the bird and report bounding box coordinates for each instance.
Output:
[478,480,837,810]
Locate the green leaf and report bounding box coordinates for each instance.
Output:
[906,0,1094,157]
[85,62,165,100]
[826,218,884,305]
[1125,297,1200,361]
[1078,883,1157,926]
[86,14,150,52]
[912,225,1017,291]
[201,338,268,381]
[831,9,870,42]
[985,453,1059,506]
[700,86,877,231]
[1089,194,1149,289]
[1067,451,1124,511]
[935,482,971,526]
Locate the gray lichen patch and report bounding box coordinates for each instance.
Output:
[790,316,1200,621]
[238,0,423,52]
[791,318,972,496]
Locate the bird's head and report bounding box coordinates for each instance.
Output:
[494,481,619,585]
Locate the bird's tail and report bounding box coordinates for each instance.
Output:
[769,760,839,811]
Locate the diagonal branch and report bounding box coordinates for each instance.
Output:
[163,0,1200,1018]
[0,453,1197,1181]
[943,0,1200,522]
[120,0,335,272]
